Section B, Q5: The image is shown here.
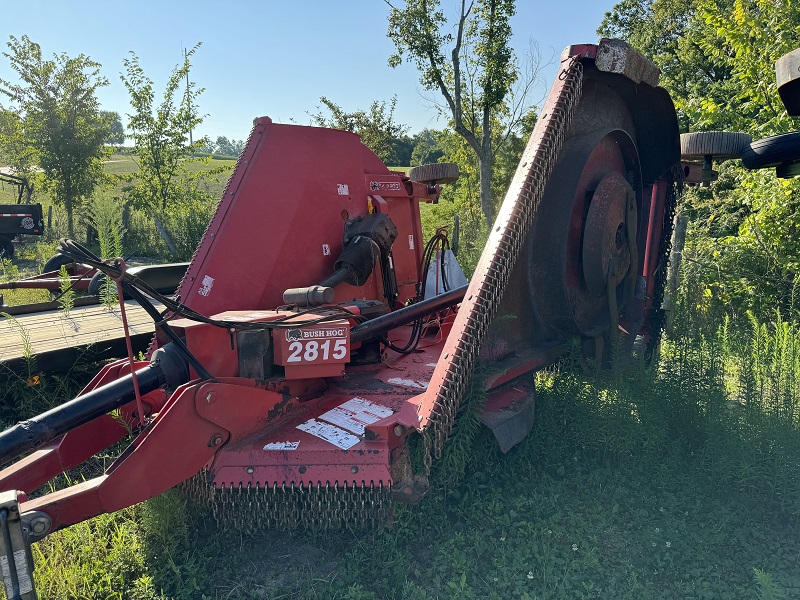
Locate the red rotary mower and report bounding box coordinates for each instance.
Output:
[0,39,680,599]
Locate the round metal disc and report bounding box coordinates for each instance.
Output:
[525,128,641,336]
[582,172,633,296]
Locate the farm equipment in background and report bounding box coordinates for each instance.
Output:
[0,173,41,260]
[0,39,682,599]
[679,47,800,185]
[0,260,189,310]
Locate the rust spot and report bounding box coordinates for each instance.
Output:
[267,394,295,421]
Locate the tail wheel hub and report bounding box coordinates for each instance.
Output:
[582,172,635,296]
[527,129,641,336]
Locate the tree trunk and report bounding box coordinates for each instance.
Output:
[479,155,493,227]
[154,216,178,257]
[663,213,688,334]
[479,109,494,227]
[66,198,74,239]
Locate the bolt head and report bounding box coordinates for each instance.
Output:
[351,466,359,474]
[247,467,254,474]
[393,425,404,437]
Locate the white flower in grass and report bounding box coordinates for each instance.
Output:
[666,541,672,548]
[571,543,578,551]
[547,529,552,534]
[493,577,498,582]
[652,542,657,547]
[659,507,665,513]
[500,536,506,542]
[527,571,534,580]
[655,527,661,533]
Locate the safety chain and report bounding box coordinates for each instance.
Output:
[421,57,585,472]
[647,163,684,359]
[180,471,391,531]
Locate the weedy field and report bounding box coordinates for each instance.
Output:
[3,285,799,600]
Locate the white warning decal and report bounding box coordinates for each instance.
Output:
[388,377,428,390]
[263,441,300,451]
[322,244,331,256]
[0,555,12,598]
[318,397,393,435]
[198,274,215,297]
[337,184,349,195]
[408,234,415,250]
[13,550,32,594]
[297,418,359,450]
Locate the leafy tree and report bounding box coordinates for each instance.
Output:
[387,134,414,166]
[0,35,111,236]
[310,96,408,164]
[103,111,125,145]
[421,109,535,274]
[387,0,540,226]
[120,43,208,255]
[214,135,245,157]
[692,0,800,136]
[410,129,445,166]
[0,107,37,176]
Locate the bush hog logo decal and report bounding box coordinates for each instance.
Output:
[20,217,34,229]
[284,328,347,341]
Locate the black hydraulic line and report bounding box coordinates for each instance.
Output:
[350,284,467,344]
[0,365,164,467]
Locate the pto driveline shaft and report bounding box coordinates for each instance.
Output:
[0,365,163,466]
[350,284,467,344]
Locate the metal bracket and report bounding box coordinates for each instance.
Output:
[0,490,36,599]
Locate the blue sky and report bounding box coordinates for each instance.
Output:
[0,1,618,142]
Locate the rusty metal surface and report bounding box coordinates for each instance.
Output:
[526,129,640,337]
[595,38,660,86]
[582,172,634,296]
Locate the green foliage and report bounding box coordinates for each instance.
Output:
[419,112,533,276]
[120,43,207,212]
[90,188,124,307]
[680,164,800,325]
[120,43,214,258]
[693,0,800,136]
[0,107,37,175]
[410,129,444,166]
[310,96,409,164]
[0,35,112,237]
[58,263,75,316]
[212,135,244,157]
[103,110,126,146]
[33,509,146,600]
[388,0,535,226]
[599,0,800,134]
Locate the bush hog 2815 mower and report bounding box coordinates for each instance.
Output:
[0,39,680,598]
